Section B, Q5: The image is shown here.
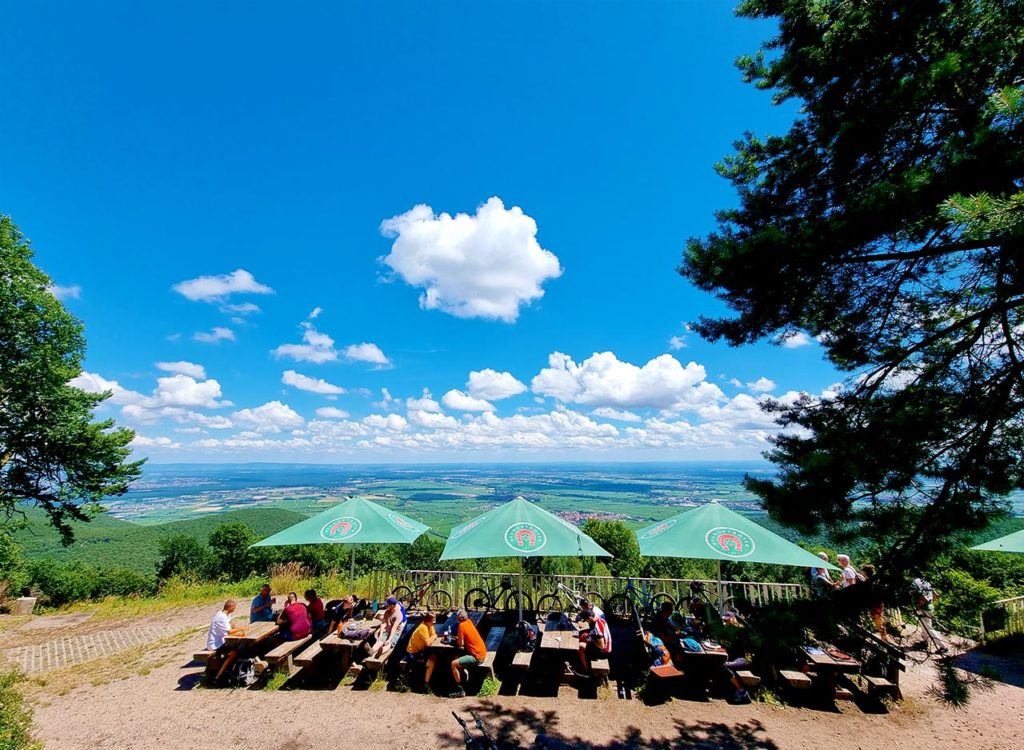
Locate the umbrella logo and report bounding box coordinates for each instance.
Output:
[450,519,481,539]
[641,518,678,539]
[320,516,363,541]
[388,513,415,530]
[705,527,755,558]
[505,522,547,553]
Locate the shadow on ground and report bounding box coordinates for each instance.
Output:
[953,647,1024,689]
[439,701,779,749]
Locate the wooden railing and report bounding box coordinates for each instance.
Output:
[979,594,1024,641]
[360,569,807,610]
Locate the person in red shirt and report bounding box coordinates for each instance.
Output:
[304,589,326,632]
[276,591,312,641]
[578,608,612,673]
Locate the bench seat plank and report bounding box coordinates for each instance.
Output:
[780,669,812,688]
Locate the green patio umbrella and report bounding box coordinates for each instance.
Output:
[971,528,1024,554]
[635,500,839,609]
[440,496,613,621]
[251,496,429,594]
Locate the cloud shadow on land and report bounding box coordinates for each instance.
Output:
[438,701,779,749]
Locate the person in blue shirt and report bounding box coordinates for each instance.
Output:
[249,584,276,623]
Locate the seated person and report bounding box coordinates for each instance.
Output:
[206,599,248,684]
[276,591,312,641]
[578,608,612,674]
[449,609,486,698]
[575,597,605,623]
[650,601,683,642]
[249,584,276,623]
[329,595,357,634]
[369,596,407,659]
[304,588,327,632]
[405,611,439,689]
[644,630,671,667]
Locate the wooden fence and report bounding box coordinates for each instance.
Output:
[361,568,807,611]
[980,594,1024,641]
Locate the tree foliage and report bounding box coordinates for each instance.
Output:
[681,0,1024,575]
[0,216,143,543]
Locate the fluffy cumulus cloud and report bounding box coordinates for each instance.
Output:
[343,343,391,366]
[193,327,235,344]
[380,196,562,322]
[69,372,145,405]
[467,369,527,400]
[442,389,496,412]
[777,331,814,348]
[129,435,180,448]
[156,361,207,379]
[316,406,351,419]
[173,269,274,302]
[746,377,776,394]
[531,352,724,411]
[48,283,81,300]
[591,407,642,422]
[282,370,346,395]
[273,323,338,364]
[232,401,305,433]
[406,389,442,413]
[668,336,686,350]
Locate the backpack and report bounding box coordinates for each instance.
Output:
[515,620,537,652]
[228,657,257,688]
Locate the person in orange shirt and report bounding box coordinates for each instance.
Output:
[449,609,485,698]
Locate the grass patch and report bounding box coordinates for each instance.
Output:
[263,671,289,691]
[595,681,612,700]
[0,670,42,750]
[368,673,388,692]
[753,687,786,709]
[477,675,501,698]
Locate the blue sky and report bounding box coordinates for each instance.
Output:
[1,2,840,463]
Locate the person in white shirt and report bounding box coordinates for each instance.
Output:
[578,608,612,674]
[837,554,860,588]
[206,600,247,684]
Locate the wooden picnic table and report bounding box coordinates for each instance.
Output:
[225,620,278,647]
[800,645,861,701]
[320,619,382,651]
[539,628,581,654]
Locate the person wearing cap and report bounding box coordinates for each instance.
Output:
[575,597,605,623]
[370,596,407,659]
[578,608,612,674]
[449,609,486,698]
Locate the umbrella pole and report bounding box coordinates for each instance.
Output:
[518,557,524,623]
[717,559,723,615]
[349,545,356,596]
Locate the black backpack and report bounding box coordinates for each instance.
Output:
[515,620,537,652]
[227,657,258,688]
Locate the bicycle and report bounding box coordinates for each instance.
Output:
[392,574,454,612]
[463,576,533,613]
[604,577,674,621]
[535,578,604,617]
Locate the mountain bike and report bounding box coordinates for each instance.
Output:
[464,576,533,613]
[392,574,454,612]
[535,578,604,617]
[604,577,674,620]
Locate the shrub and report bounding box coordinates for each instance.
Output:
[0,670,40,750]
[95,567,158,598]
[156,534,214,580]
[932,569,1001,636]
[29,559,99,607]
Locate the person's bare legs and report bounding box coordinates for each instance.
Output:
[214,649,238,681]
[425,654,437,684]
[578,644,590,672]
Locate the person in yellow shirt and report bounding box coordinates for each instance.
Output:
[404,611,439,690]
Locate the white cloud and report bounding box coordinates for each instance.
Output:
[193,327,235,344]
[442,389,496,412]
[149,374,229,409]
[372,388,400,409]
[233,401,305,433]
[746,377,776,393]
[407,389,442,413]
[316,407,351,419]
[777,331,814,348]
[129,435,180,448]
[282,370,346,395]
[308,307,322,319]
[362,413,409,431]
[592,407,642,422]
[408,409,460,429]
[343,342,391,366]
[185,411,233,429]
[467,369,527,400]
[531,351,724,411]
[380,196,562,322]
[173,269,274,302]
[273,323,338,364]
[668,336,686,350]
[156,361,207,379]
[220,302,261,315]
[69,372,145,405]
[48,283,81,300]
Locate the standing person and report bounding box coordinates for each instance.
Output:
[448,609,486,698]
[911,570,947,653]
[276,592,312,641]
[206,600,248,684]
[304,589,326,632]
[249,584,276,623]
[577,608,612,675]
[369,596,407,659]
[810,553,837,597]
[837,554,861,588]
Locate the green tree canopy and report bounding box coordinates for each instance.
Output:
[0,216,143,543]
[581,519,640,577]
[681,1,1024,574]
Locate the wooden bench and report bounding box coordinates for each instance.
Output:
[192,650,216,664]
[473,626,505,681]
[265,635,312,676]
[294,640,323,668]
[590,658,610,682]
[649,664,684,679]
[865,675,898,698]
[510,651,533,671]
[735,669,761,688]
[779,669,812,689]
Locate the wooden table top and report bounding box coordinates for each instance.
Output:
[540,629,581,653]
[802,646,860,671]
[226,620,278,646]
[320,620,382,650]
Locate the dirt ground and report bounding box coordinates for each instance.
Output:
[15,618,1024,750]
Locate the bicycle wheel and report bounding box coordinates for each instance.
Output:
[647,592,675,616]
[604,593,634,620]
[392,585,415,609]
[505,591,533,614]
[464,588,492,612]
[536,594,564,617]
[583,591,605,611]
[427,588,453,613]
